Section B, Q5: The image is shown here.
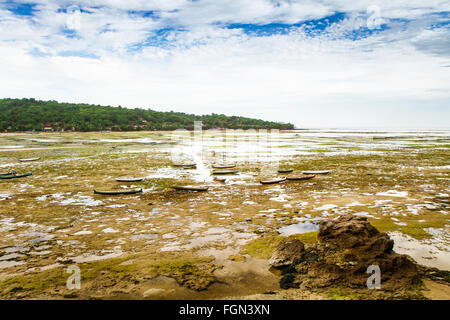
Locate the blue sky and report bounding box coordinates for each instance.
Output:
[0,0,449,128]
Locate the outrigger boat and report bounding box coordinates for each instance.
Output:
[171,186,209,192]
[173,164,197,169]
[260,178,286,185]
[0,172,16,176]
[0,173,32,180]
[287,175,315,181]
[116,177,144,182]
[278,169,294,173]
[302,170,331,174]
[94,189,143,195]
[214,177,227,182]
[19,158,40,162]
[212,170,239,175]
[212,164,236,169]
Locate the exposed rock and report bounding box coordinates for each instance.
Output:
[143,288,174,297]
[270,215,423,297]
[318,215,387,249]
[268,239,305,270]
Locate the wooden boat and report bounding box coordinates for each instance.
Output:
[116,177,144,182]
[302,170,331,175]
[173,163,196,168]
[19,158,40,162]
[260,178,286,185]
[212,170,239,175]
[181,165,197,169]
[278,169,293,173]
[0,173,32,180]
[0,172,16,176]
[171,186,209,192]
[287,175,315,181]
[94,189,143,195]
[214,177,227,182]
[212,164,236,169]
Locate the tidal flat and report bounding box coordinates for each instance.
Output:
[0,129,448,299]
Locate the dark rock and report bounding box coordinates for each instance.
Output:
[270,215,423,296]
[268,239,305,270]
[318,215,379,249]
[280,273,298,289]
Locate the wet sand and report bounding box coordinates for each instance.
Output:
[0,130,448,299]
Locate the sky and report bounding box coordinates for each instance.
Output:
[0,0,449,129]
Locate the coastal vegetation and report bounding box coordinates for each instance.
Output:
[0,98,294,132]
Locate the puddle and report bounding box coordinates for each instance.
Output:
[4,245,30,253]
[376,190,408,197]
[390,231,450,270]
[189,221,207,230]
[72,250,123,263]
[0,260,26,269]
[131,233,158,241]
[353,211,377,218]
[60,195,103,206]
[73,230,92,235]
[160,241,182,252]
[277,222,319,236]
[0,253,24,261]
[204,227,230,234]
[314,204,338,211]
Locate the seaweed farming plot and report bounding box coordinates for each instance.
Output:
[0,130,448,299]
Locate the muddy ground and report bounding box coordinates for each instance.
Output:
[0,130,448,299]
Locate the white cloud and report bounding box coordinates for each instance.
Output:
[0,0,449,128]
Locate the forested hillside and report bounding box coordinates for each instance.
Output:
[0,98,294,132]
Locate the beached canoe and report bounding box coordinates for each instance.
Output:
[212,170,239,175]
[181,165,197,169]
[0,172,16,176]
[116,177,144,182]
[302,170,331,174]
[212,164,236,169]
[278,169,294,173]
[0,173,32,180]
[214,177,227,182]
[173,163,196,168]
[171,186,209,192]
[287,175,315,181]
[19,158,40,162]
[94,189,143,195]
[260,178,286,185]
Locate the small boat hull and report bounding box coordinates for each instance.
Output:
[0,172,16,176]
[302,170,330,174]
[0,173,32,180]
[173,163,196,168]
[278,169,293,173]
[116,178,144,182]
[212,164,236,169]
[19,158,40,162]
[212,170,239,175]
[260,178,286,185]
[94,189,143,195]
[172,186,209,192]
[287,175,315,181]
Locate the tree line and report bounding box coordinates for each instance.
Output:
[0,98,295,132]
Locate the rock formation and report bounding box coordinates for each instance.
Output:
[269,215,423,296]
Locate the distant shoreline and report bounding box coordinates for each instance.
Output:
[1,127,450,135]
